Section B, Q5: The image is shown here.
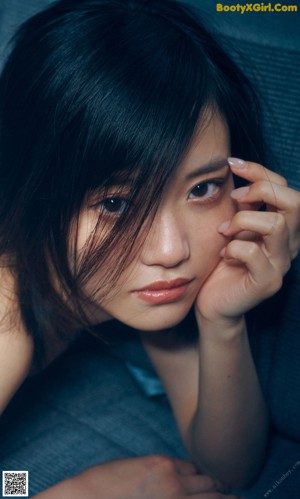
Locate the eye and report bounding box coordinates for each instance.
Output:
[98,197,129,215]
[188,180,224,202]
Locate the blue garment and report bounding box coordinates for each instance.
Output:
[0,334,188,496]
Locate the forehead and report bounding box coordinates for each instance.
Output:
[94,113,229,193]
[177,113,230,176]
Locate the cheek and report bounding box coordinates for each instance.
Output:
[190,196,236,266]
[75,210,98,253]
[207,180,237,241]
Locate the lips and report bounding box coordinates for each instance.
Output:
[138,278,191,291]
[134,278,193,305]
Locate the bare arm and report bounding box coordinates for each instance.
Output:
[0,328,34,414]
[142,159,300,489]
[189,317,268,487]
[32,456,236,499]
[142,319,268,490]
[0,269,34,415]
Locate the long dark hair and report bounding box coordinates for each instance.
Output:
[0,0,265,362]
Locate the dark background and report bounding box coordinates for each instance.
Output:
[1,0,299,187]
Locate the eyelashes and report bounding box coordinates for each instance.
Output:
[96,197,129,215]
[188,178,226,204]
[90,177,228,218]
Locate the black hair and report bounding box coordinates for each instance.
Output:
[0,0,266,362]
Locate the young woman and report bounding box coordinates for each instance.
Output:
[0,0,299,497]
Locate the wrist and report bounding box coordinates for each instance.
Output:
[196,312,246,342]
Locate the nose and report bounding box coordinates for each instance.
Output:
[141,209,190,268]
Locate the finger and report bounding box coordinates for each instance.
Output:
[231,180,300,214]
[181,474,216,494]
[221,240,283,297]
[227,178,300,259]
[228,157,288,186]
[181,474,230,495]
[173,459,198,476]
[218,211,290,267]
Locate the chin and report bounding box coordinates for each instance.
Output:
[124,304,192,332]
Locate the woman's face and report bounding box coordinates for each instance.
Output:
[77,114,236,330]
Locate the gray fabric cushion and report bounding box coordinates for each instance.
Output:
[0,0,54,71]
[0,2,299,497]
[197,1,300,449]
[0,336,187,496]
[188,0,300,188]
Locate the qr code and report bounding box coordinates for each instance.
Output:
[2,471,28,497]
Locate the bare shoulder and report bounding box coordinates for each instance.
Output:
[0,265,34,414]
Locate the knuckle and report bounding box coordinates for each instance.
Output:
[198,475,216,490]
[252,180,268,196]
[276,174,288,187]
[253,180,276,201]
[271,213,286,234]
[233,211,244,224]
[295,197,300,218]
[147,455,175,471]
[246,242,260,260]
[146,456,182,493]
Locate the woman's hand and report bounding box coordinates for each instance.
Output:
[33,455,240,498]
[195,158,300,327]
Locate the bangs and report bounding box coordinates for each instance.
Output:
[59,6,218,289]
[57,6,216,191]
[0,0,265,351]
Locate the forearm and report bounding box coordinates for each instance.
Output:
[32,469,104,499]
[32,477,82,498]
[188,317,269,489]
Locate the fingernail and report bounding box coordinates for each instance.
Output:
[231,186,250,199]
[218,220,231,232]
[228,157,246,168]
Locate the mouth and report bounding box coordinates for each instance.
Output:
[134,278,193,305]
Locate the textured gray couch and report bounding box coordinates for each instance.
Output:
[0,2,299,497]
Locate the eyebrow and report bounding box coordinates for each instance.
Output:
[185,158,229,180]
